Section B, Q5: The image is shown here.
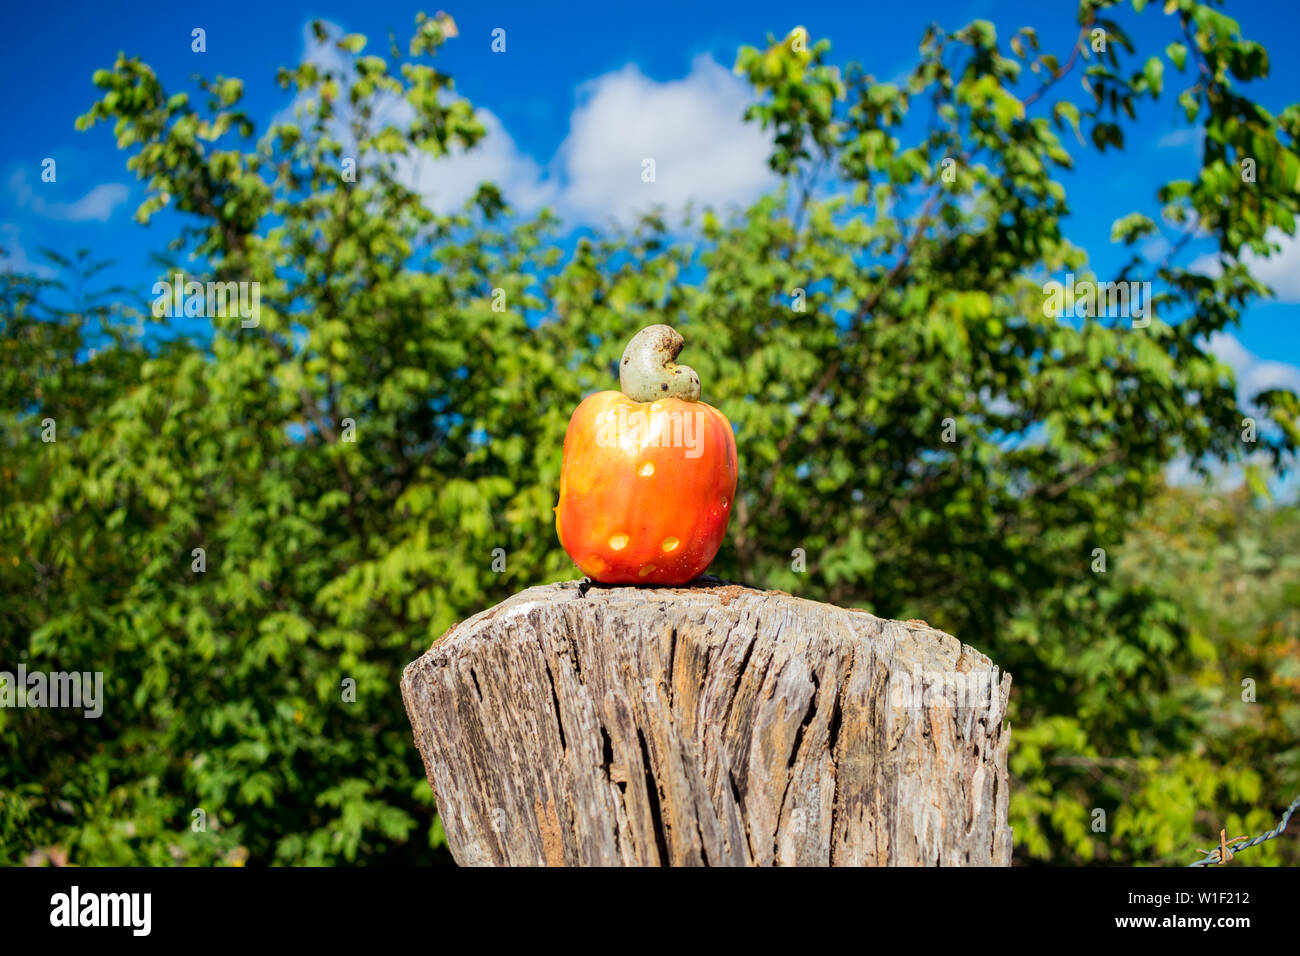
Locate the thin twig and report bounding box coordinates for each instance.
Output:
[1022,14,1095,110]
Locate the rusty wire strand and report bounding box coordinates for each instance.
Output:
[1187,792,1300,866]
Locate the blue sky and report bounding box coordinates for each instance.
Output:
[2,0,1298,429]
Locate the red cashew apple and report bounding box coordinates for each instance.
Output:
[555,325,738,585]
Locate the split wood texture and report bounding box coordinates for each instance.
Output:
[401,579,1013,866]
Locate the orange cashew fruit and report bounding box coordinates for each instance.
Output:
[555,325,738,585]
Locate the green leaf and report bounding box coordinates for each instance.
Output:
[1143,56,1164,96]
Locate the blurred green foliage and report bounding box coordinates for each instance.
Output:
[1008,487,1300,864]
[2,1,1298,865]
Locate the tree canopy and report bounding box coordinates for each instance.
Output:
[3,0,1298,865]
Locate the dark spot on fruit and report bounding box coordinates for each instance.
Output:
[661,383,668,391]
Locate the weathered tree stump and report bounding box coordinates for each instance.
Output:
[401,579,1013,866]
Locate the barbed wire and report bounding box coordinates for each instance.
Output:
[1187,792,1300,866]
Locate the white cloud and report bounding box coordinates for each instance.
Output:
[1166,452,1300,503]
[396,109,559,215]
[273,22,557,217]
[273,24,777,226]
[1205,330,1300,412]
[555,54,777,226]
[399,53,778,223]
[1169,327,1300,503]
[1156,127,1204,150]
[1139,235,1170,262]
[270,20,351,132]
[1164,329,1300,503]
[0,223,55,277]
[300,21,349,74]
[9,169,129,223]
[1189,227,1300,302]
[269,19,769,228]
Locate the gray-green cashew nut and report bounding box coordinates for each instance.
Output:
[618,324,701,403]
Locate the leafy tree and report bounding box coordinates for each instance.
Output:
[1047,485,1300,866]
[2,1,1297,864]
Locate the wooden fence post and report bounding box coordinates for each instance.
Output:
[401,579,1013,866]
